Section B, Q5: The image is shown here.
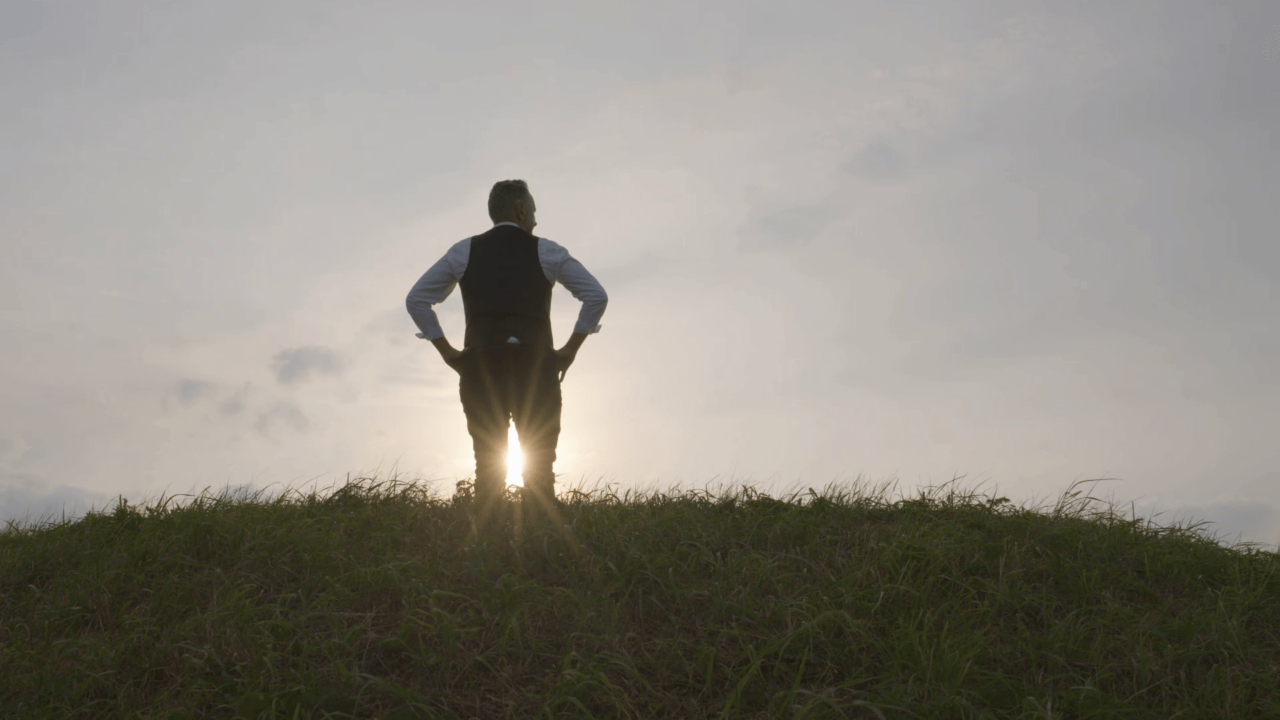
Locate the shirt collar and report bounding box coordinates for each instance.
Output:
[493,221,520,229]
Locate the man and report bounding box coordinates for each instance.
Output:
[405,179,608,528]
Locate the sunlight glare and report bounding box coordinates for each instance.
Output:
[506,424,523,487]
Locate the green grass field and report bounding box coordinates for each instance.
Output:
[1,476,1277,719]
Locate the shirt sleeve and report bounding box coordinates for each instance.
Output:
[405,238,471,340]
[538,238,608,335]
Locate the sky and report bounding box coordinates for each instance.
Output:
[3,0,1278,545]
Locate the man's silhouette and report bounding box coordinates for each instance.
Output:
[406,180,607,528]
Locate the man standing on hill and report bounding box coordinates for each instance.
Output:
[405,180,608,528]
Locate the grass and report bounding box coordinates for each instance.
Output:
[1,475,1278,719]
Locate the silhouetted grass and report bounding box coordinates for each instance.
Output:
[1,476,1277,719]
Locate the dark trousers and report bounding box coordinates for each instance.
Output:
[458,343,562,524]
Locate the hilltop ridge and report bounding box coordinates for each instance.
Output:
[2,477,1277,719]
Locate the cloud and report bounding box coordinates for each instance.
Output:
[271,346,344,385]
[1156,500,1280,550]
[0,435,32,467]
[844,141,908,179]
[0,473,115,525]
[739,204,842,250]
[218,384,251,416]
[1134,472,1280,549]
[174,378,214,405]
[255,401,309,437]
[599,251,668,289]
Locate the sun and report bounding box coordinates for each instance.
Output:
[505,424,523,487]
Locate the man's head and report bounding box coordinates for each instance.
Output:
[488,179,537,233]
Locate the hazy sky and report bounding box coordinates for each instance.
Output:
[3,1,1278,545]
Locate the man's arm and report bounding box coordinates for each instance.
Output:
[538,238,607,381]
[432,335,464,369]
[554,332,589,382]
[406,239,470,368]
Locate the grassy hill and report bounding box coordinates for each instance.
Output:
[1,477,1277,719]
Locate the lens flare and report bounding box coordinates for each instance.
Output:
[506,424,523,487]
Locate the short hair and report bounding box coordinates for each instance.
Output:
[488,179,532,222]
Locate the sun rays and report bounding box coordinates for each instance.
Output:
[506,424,523,487]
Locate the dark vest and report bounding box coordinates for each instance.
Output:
[459,224,554,349]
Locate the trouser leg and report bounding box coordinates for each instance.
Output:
[512,345,562,525]
[460,348,513,525]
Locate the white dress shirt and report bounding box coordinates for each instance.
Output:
[406,222,608,342]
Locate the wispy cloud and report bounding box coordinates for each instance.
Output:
[174,379,214,405]
[255,401,309,437]
[218,384,251,416]
[271,347,344,385]
[0,474,115,526]
[844,141,908,179]
[739,204,842,250]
